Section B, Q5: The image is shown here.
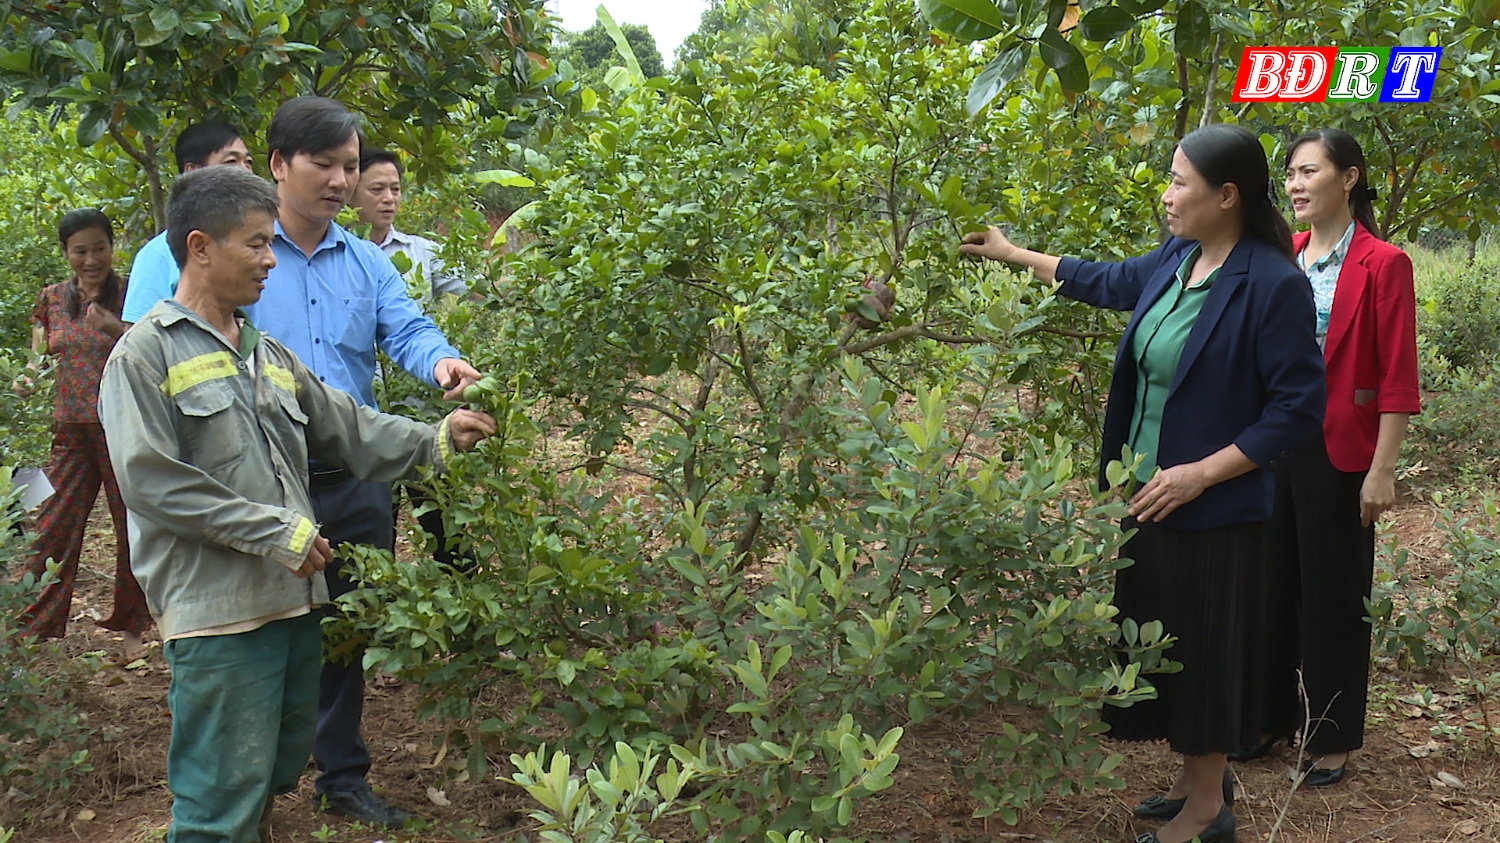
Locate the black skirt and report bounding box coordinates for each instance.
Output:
[1103,518,1298,756]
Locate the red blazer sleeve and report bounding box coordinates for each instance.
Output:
[1370,247,1421,414]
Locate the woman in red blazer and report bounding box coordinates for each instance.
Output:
[1272,128,1420,785]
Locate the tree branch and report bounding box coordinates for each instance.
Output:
[109,124,166,230]
[1199,34,1223,127]
[1015,324,1114,340]
[1174,52,1192,140]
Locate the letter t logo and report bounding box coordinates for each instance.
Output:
[1381,48,1442,102]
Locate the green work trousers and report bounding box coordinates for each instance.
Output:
[164,612,321,843]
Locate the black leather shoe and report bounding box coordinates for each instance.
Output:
[1133,802,1235,843]
[313,786,414,827]
[1227,735,1278,763]
[1298,758,1346,787]
[1131,768,1234,819]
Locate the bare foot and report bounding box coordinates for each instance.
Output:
[123,631,147,662]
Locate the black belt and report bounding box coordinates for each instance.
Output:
[308,466,350,490]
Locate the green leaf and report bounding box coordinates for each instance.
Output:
[76,112,107,146]
[1174,1,1210,58]
[968,41,1031,115]
[474,168,536,187]
[150,6,181,31]
[596,5,644,80]
[919,0,1005,43]
[1039,29,1089,92]
[1079,7,1135,41]
[0,50,30,72]
[1038,28,1076,69]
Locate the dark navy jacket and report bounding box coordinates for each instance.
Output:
[1056,236,1326,530]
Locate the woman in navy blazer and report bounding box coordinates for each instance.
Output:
[1266,129,1420,787]
[962,124,1325,843]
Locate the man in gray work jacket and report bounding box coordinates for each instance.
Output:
[97,166,495,843]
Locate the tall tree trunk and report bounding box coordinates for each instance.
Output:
[1174,53,1192,140]
[109,125,167,232]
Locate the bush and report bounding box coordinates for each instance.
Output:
[0,469,94,817]
[329,3,1176,835]
[1411,246,1500,373]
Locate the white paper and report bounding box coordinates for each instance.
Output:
[14,467,54,512]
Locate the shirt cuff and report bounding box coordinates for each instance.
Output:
[436,415,454,473]
[272,515,318,571]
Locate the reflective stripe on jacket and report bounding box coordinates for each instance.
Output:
[99,299,450,639]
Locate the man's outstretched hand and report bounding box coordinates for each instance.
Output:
[434,357,482,401]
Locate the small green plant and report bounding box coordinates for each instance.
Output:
[0,469,95,811]
[1368,494,1500,752]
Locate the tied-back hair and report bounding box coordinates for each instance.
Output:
[57,208,123,320]
[1178,124,1295,261]
[1285,128,1383,240]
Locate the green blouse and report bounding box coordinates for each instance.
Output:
[1126,245,1219,481]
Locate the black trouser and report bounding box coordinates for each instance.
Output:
[1270,437,1376,755]
[309,472,393,796]
[392,483,476,574]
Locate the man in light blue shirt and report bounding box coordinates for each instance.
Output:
[243,97,482,827]
[121,121,254,323]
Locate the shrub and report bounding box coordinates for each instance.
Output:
[0,469,94,816]
[329,3,1177,835]
[1411,246,1500,373]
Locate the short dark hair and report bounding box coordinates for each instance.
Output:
[174,121,243,173]
[167,167,281,269]
[359,148,402,176]
[266,97,361,171]
[1178,124,1294,260]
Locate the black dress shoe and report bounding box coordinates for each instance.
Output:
[1133,802,1235,843]
[1131,768,1234,819]
[313,786,414,827]
[1227,735,1278,762]
[1298,758,1346,787]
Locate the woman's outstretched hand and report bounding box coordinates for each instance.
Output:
[959,227,1062,283]
[959,226,1018,263]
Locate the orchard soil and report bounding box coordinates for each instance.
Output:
[10,495,1500,843]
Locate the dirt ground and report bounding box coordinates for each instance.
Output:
[8,497,1500,843]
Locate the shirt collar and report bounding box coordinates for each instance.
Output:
[273,218,349,257]
[151,300,260,355]
[1304,221,1356,272]
[1174,244,1218,290]
[376,227,414,249]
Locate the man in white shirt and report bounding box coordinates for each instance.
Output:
[350,149,468,300]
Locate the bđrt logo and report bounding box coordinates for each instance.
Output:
[1231,47,1443,103]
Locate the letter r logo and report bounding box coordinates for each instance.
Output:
[1328,50,1385,101]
